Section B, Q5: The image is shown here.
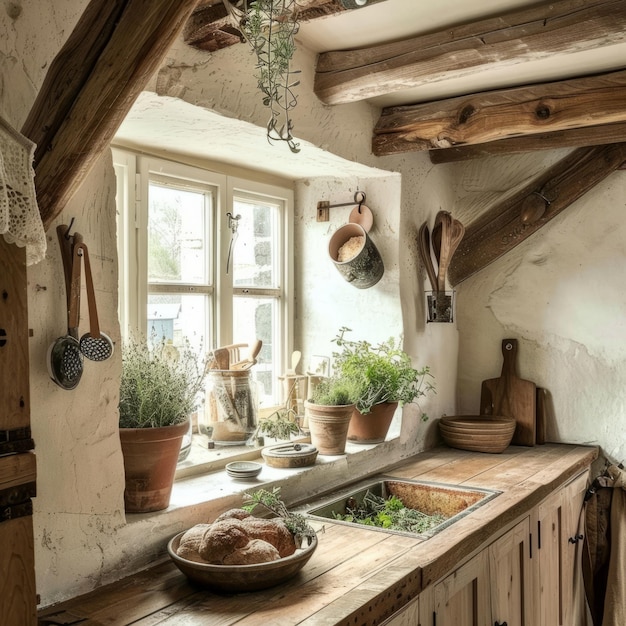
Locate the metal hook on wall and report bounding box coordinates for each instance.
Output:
[226,212,242,274]
[316,191,366,222]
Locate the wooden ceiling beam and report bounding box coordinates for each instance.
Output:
[184,0,346,52]
[429,122,626,164]
[373,69,626,157]
[21,0,199,230]
[315,0,626,106]
[448,143,626,286]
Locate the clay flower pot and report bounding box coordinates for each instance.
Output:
[347,401,399,444]
[304,400,354,455]
[119,419,189,513]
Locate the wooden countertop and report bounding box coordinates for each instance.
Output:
[38,443,597,626]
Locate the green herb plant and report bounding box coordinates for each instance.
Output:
[119,336,207,429]
[243,487,316,546]
[254,407,301,440]
[333,490,446,535]
[332,327,435,417]
[309,374,359,406]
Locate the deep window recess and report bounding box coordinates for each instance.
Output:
[112,150,294,471]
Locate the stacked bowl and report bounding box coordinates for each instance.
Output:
[438,416,516,454]
[225,461,263,479]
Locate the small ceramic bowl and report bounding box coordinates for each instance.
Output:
[226,461,263,479]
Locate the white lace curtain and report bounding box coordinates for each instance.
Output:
[0,115,46,265]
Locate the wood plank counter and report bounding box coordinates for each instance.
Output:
[38,444,597,626]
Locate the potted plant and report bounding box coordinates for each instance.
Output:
[118,336,206,513]
[250,406,301,446]
[332,327,435,444]
[304,375,359,455]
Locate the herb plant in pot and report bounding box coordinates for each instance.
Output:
[304,375,359,456]
[118,337,206,513]
[332,327,434,444]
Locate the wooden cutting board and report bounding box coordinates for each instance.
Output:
[480,338,536,446]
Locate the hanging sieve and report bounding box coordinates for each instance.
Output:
[76,242,114,361]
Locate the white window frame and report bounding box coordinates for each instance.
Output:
[112,149,295,467]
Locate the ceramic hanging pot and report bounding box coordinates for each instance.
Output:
[328,222,384,289]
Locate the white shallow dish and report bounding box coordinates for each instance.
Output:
[226,461,262,479]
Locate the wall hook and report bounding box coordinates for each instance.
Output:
[316,191,366,222]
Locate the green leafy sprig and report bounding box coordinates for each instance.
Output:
[243,487,316,546]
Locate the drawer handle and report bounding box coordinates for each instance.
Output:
[569,534,584,544]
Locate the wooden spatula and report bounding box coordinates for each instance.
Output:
[480,338,536,446]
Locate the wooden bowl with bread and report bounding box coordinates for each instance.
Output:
[167,507,318,592]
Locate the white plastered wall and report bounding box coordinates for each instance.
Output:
[2,0,621,609]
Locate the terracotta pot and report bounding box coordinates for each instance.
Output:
[347,401,399,444]
[304,400,354,455]
[119,419,189,513]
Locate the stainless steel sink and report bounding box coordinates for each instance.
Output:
[304,476,500,539]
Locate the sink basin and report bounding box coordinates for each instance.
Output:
[304,476,500,539]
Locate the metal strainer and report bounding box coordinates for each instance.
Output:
[48,235,83,389]
[76,242,114,361]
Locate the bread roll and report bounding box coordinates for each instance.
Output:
[199,519,249,564]
[222,539,280,565]
[241,518,296,558]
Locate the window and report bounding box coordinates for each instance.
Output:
[113,149,294,415]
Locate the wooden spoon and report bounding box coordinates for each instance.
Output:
[417,222,438,293]
[435,212,454,293]
[230,339,263,370]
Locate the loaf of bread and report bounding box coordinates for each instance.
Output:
[176,509,297,565]
[222,539,280,565]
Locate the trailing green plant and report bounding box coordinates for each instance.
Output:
[309,374,359,406]
[119,336,207,429]
[226,0,301,153]
[243,487,316,546]
[332,327,435,417]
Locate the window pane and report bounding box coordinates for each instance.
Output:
[148,183,209,284]
[147,293,211,351]
[232,199,279,289]
[233,296,278,406]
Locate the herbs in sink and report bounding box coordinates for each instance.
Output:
[332,490,446,535]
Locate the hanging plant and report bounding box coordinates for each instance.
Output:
[224,0,301,153]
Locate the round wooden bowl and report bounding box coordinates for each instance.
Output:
[168,532,318,592]
[438,416,516,454]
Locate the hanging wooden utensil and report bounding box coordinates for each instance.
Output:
[435,211,454,294]
[417,222,438,293]
[47,238,84,389]
[76,242,114,361]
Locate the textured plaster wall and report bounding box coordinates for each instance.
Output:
[2,0,620,610]
[447,153,626,464]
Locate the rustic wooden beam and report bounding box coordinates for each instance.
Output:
[373,69,626,156]
[184,0,346,52]
[315,0,626,105]
[448,143,626,286]
[429,122,626,163]
[22,0,200,231]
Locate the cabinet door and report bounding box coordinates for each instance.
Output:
[489,517,531,626]
[434,550,490,626]
[381,596,420,626]
[0,238,37,625]
[534,470,589,626]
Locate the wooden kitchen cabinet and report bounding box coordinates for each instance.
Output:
[428,517,530,626]
[0,239,37,625]
[533,470,589,626]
